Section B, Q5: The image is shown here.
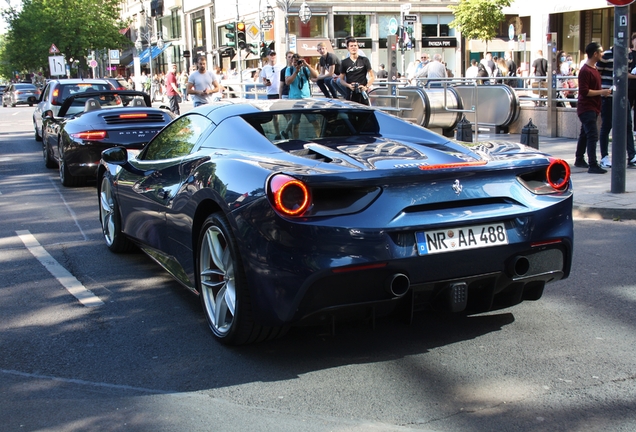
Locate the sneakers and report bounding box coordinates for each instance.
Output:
[629,155,636,167]
[574,158,589,168]
[588,164,608,174]
[280,130,289,140]
[600,155,612,168]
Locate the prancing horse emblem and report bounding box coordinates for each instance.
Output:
[452,179,462,195]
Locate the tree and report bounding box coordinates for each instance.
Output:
[448,0,512,49]
[0,0,130,78]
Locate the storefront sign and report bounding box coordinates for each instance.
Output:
[421,38,457,48]
[336,38,372,49]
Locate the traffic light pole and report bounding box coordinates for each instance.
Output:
[235,1,243,91]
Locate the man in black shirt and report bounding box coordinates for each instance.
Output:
[315,42,341,98]
[339,38,375,105]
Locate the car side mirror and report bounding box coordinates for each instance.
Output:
[43,110,54,119]
[102,146,128,165]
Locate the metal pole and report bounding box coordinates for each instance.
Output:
[611,5,629,193]
[236,0,242,94]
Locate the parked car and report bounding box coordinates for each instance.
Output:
[2,83,41,107]
[98,99,573,345]
[0,85,6,99]
[43,90,174,187]
[33,79,116,142]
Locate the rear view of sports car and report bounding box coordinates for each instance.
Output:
[42,90,173,186]
[97,99,573,345]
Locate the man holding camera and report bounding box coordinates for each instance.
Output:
[282,54,319,139]
[339,38,375,105]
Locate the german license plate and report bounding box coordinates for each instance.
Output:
[416,223,508,255]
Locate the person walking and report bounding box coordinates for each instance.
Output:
[187,56,222,107]
[165,63,181,115]
[179,69,189,101]
[315,42,341,98]
[575,42,612,174]
[531,50,548,106]
[279,51,294,99]
[596,46,636,169]
[260,50,281,100]
[339,37,375,105]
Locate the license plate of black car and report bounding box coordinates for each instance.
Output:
[416,222,508,255]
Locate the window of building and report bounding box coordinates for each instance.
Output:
[288,15,326,38]
[169,9,181,40]
[333,15,370,38]
[192,10,206,49]
[421,15,455,38]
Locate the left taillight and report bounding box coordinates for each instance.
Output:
[267,174,311,217]
[70,131,108,141]
[518,158,571,194]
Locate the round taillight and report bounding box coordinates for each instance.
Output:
[546,158,570,190]
[269,174,311,217]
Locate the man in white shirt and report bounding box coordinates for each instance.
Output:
[259,51,281,100]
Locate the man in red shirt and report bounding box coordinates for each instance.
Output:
[576,42,612,174]
[165,63,180,115]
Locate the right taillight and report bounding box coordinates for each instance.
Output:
[518,158,571,194]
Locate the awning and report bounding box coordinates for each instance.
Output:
[296,38,334,57]
[127,42,172,66]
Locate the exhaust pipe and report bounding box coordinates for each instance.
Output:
[510,256,530,277]
[385,273,410,297]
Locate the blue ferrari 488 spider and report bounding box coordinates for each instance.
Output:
[98,99,573,345]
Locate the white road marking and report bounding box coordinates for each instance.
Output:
[16,230,104,307]
[49,177,88,241]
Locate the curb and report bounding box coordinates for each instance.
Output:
[572,205,636,221]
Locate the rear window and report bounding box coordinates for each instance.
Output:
[59,83,113,102]
[15,84,37,90]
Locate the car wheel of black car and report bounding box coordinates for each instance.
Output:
[34,122,42,142]
[99,174,135,253]
[59,157,85,187]
[43,142,56,168]
[197,213,285,345]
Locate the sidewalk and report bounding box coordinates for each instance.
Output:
[490,133,636,221]
[155,99,636,221]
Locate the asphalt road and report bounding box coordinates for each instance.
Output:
[1,105,635,432]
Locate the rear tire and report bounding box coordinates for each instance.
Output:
[59,157,86,187]
[99,174,135,253]
[197,213,285,345]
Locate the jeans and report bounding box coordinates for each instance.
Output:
[168,95,180,115]
[599,96,635,159]
[193,100,207,108]
[576,110,600,165]
[334,78,350,99]
[316,77,339,98]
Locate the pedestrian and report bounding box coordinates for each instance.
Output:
[504,51,518,87]
[629,33,636,133]
[259,50,282,138]
[377,64,388,79]
[531,50,548,106]
[282,54,319,139]
[339,37,375,105]
[315,42,341,99]
[596,46,636,169]
[465,59,479,79]
[187,56,222,107]
[279,51,294,99]
[165,63,181,115]
[415,53,447,83]
[575,42,612,174]
[179,69,189,101]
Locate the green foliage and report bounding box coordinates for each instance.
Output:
[0,0,131,78]
[449,0,512,45]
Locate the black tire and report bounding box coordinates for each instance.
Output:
[99,174,135,253]
[59,157,86,187]
[34,122,43,142]
[197,213,285,345]
[43,142,56,168]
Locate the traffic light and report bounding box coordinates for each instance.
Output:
[237,22,247,49]
[260,41,268,58]
[225,22,236,48]
[248,42,258,55]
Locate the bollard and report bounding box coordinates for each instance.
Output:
[520,118,539,149]
[455,115,473,142]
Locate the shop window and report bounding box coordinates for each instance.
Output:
[422,15,455,38]
[288,15,326,38]
[333,15,369,38]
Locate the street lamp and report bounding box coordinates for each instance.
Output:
[298,1,311,24]
[134,3,164,99]
[259,1,275,62]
